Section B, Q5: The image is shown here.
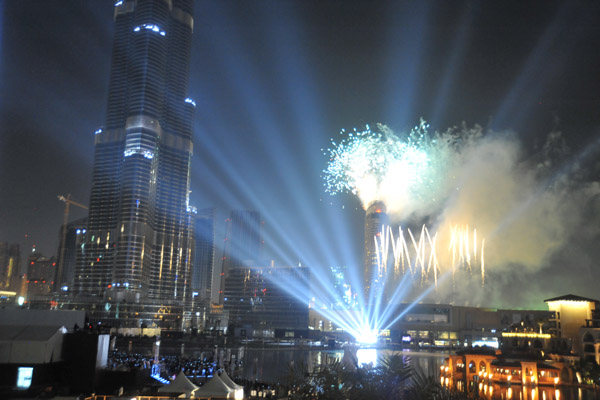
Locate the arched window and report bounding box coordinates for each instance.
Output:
[584,344,595,353]
[479,361,486,372]
[456,361,464,372]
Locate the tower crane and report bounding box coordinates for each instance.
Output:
[56,194,88,292]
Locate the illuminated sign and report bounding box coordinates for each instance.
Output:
[17,367,33,389]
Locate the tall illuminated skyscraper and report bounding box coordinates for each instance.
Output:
[75,0,195,309]
[363,201,388,301]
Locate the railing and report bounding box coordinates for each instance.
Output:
[85,397,219,400]
[85,396,231,400]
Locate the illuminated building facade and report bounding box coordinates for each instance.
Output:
[26,253,56,298]
[222,265,309,337]
[545,294,599,357]
[581,308,600,364]
[74,0,195,310]
[219,210,262,304]
[0,242,20,292]
[363,201,388,300]
[55,218,87,292]
[545,294,596,339]
[192,208,215,302]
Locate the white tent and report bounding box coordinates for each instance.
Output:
[0,325,66,364]
[158,371,199,398]
[220,370,243,390]
[194,374,244,399]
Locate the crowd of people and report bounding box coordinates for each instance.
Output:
[106,350,287,398]
[106,351,219,378]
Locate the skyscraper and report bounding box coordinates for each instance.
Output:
[26,253,56,299]
[363,201,388,301]
[219,211,262,304]
[0,242,20,292]
[55,217,87,292]
[75,0,195,312]
[222,265,309,336]
[192,208,215,302]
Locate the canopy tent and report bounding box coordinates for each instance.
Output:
[158,371,199,397]
[0,325,66,364]
[194,374,243,399]
[220,370,243,390]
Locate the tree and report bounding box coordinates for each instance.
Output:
[283,354,473,400]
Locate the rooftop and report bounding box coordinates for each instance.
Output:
[544,294,599,303]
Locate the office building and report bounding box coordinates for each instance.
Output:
[192,208,215,302]
[0,242,20,292]
[74,0,195,312]
[55,217,87,292]
[223,265,309,337]
[26,253,56,298]
[219,210,262,304]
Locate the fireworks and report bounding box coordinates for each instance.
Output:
[375,224,486,287]
[325,121,489,288]
[323,121,442,213]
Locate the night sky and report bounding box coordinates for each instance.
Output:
[1,0,600,308]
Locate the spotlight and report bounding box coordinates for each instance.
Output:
[356,329,378,345]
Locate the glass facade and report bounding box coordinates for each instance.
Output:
[219,211,262,304]
[75,0,195,315]
[55,217,87,290]
[193,208,215,302]
[223,266,309,333]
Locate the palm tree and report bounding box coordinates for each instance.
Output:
[284,354,412,399]
[283,353,473,400]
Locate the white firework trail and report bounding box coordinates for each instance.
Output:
[375,224,486,287]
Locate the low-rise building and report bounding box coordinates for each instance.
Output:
[310,303,553,349]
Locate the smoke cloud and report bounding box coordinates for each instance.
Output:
[326,122,600,308]
[405,125,600,308]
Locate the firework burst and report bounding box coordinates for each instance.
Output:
[323,120,441,214]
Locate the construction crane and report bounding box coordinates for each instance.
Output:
[56,194,88,292]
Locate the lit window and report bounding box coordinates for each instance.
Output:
[133,24,166,36]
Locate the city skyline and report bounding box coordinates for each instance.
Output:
[2,0,600,308]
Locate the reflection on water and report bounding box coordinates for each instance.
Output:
[240,348,599,399]
[452,381,595,400]
[356,348,377,366]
